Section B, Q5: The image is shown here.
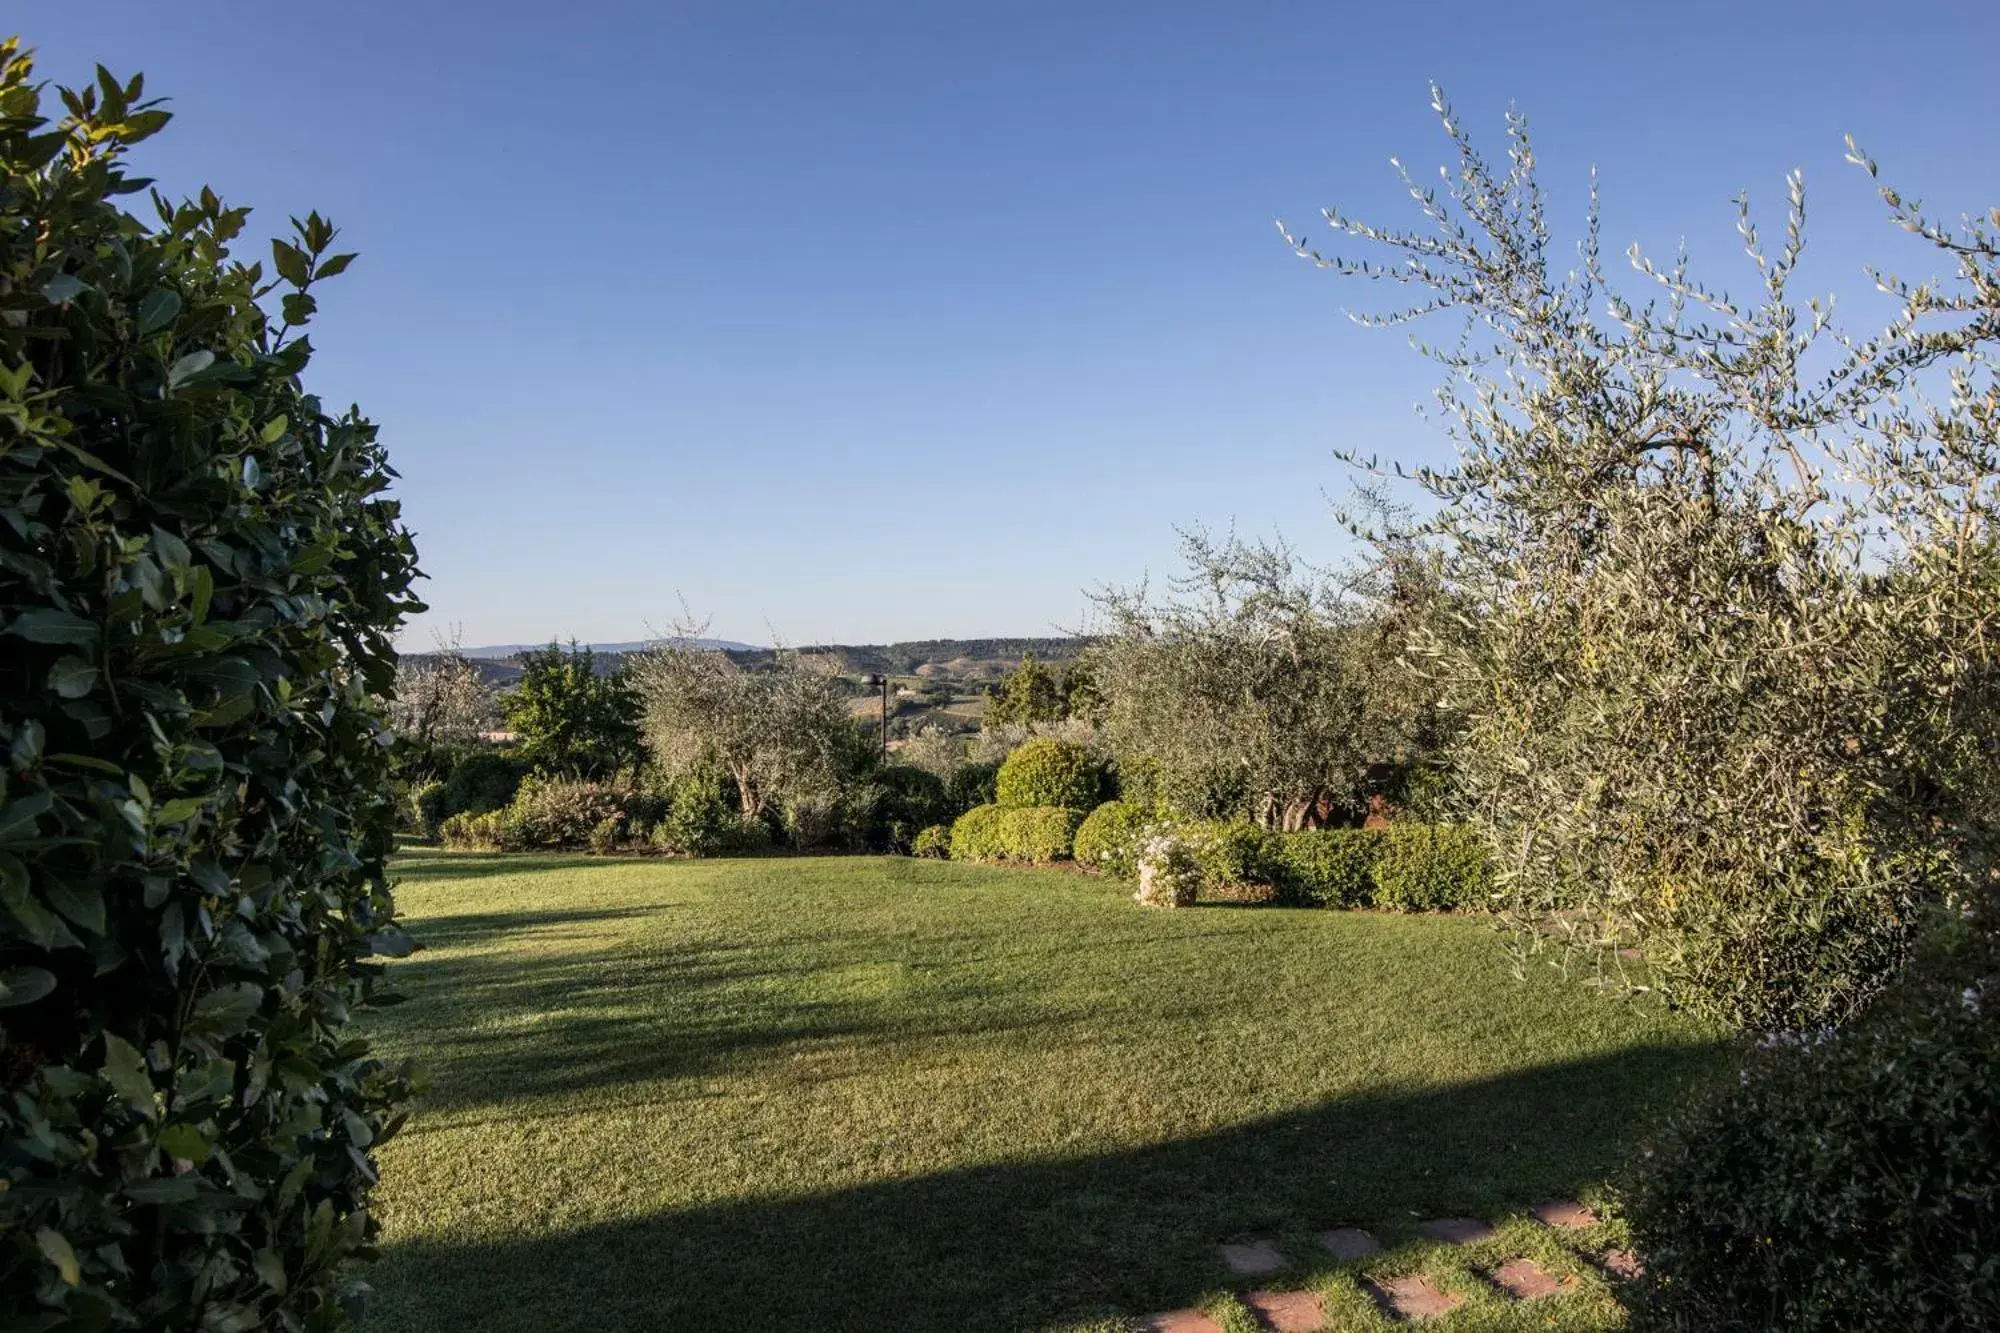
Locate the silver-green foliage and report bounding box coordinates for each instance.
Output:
[1285,90,2000,1029]
[1091,530,1421,829]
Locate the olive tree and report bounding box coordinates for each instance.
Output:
[632,633,854,819]
[1091,530,1420,828]
[1285,90,2000,1029]
[387,630,495,765]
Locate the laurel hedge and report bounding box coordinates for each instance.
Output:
[0,46,421,1329]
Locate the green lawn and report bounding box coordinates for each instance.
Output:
[363,851,1725,1333]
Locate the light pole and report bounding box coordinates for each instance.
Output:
[862,674,888,758]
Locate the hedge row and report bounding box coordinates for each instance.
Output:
[949,804,1088,864]
[1072,806,1495,911]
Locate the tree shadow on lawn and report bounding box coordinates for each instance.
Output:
[366,1042,1722,1333]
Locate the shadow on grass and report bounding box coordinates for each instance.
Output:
[367,1043,1719,1333]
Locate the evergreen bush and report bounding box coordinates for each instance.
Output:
[0,46,420,1327]
[994,739,1101,811]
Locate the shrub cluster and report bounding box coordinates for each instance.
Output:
[0,49,419,1326]
[1627,906,2000,1330]
[911,824,952,859]
[994,739,1103,811]
[1069,805,1487,912]
[947,804,1087,864]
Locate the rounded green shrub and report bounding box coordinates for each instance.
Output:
[1373,823,1494,911]
[997,806,1087,863]
[1627,912,2000,1330]
[912,824,952,859]
[994,738,1102,811]
[1276,828,1385,907]
[0,48,420,1327]
[410,778,448,837]
[1073,800,1151,880]
[949,803,1008,862]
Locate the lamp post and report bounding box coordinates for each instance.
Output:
[862,674,888,758]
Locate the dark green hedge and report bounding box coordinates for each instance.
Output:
[0,49,420,1328]
[1275,828,1384,907]
[1628,906,2000,1330]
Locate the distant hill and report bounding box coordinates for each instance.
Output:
[407,637,1096,728]
[457,638,755,658]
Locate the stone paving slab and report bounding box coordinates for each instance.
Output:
[1488,1257,1566,1300]
[1141,1310,1225,1333]
[1365,1274,1463,1320]
[1241,1288,1324,1331]
[1417,1217,1497,1244]
[1530,1199,1600,1229]
[1316,1226,1382,1261]
[1219,1239,1286,1276]
[1599,1248,1644,1280]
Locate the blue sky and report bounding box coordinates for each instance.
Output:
[25,2,2000,647]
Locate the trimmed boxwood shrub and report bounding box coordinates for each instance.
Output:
[949,803,1008,861]
[997,806,1087,863]
[1184,820,1288,899]
[1277,828,1385,907]
[0,50,420,1328]
[1626,910,2000,1330]
[912,824,952,858]
[1073,800,1150,880]
[995,738,1102,810]
[1373,822,1494,911]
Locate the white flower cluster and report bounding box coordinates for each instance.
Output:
[1964,986,1984,1016]
[1133,828,1200,909]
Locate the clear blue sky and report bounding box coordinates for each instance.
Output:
[26,2,2000,647]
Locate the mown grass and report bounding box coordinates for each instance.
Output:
[363,851,1726,1332]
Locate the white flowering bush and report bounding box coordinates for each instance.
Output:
[1134,828,1201,909]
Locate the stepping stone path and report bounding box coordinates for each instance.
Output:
[1366,1274,1463,1320]
[1316,1226,1382,1261]
[1530,1199,1600,1229]
[1599,1248,1644,1280]
[1417,1217,1497,1244]
[1488,1257,1567,1300]
[1139,1212,1620,1327]
[1219,1239,1286,1276]
[1241,1289,1324,1332]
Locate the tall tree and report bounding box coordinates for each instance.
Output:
[502,641,641,778]
[1286,90,2000,1028]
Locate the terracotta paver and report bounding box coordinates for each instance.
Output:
[1599,1248,1644,1280]
[1365,1274,1463,1320]
[1530,1199,1600,1229]
[1488,1258,1567,1300]
[1219,1239,1286,1276]
[1141,1310,1225,1333]
[1417,1217,1497,1245]
[1241,1288,1324,1332]
[1316,1226,1382,1261]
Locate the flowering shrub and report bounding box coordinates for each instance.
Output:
[1134,829,1201,908]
